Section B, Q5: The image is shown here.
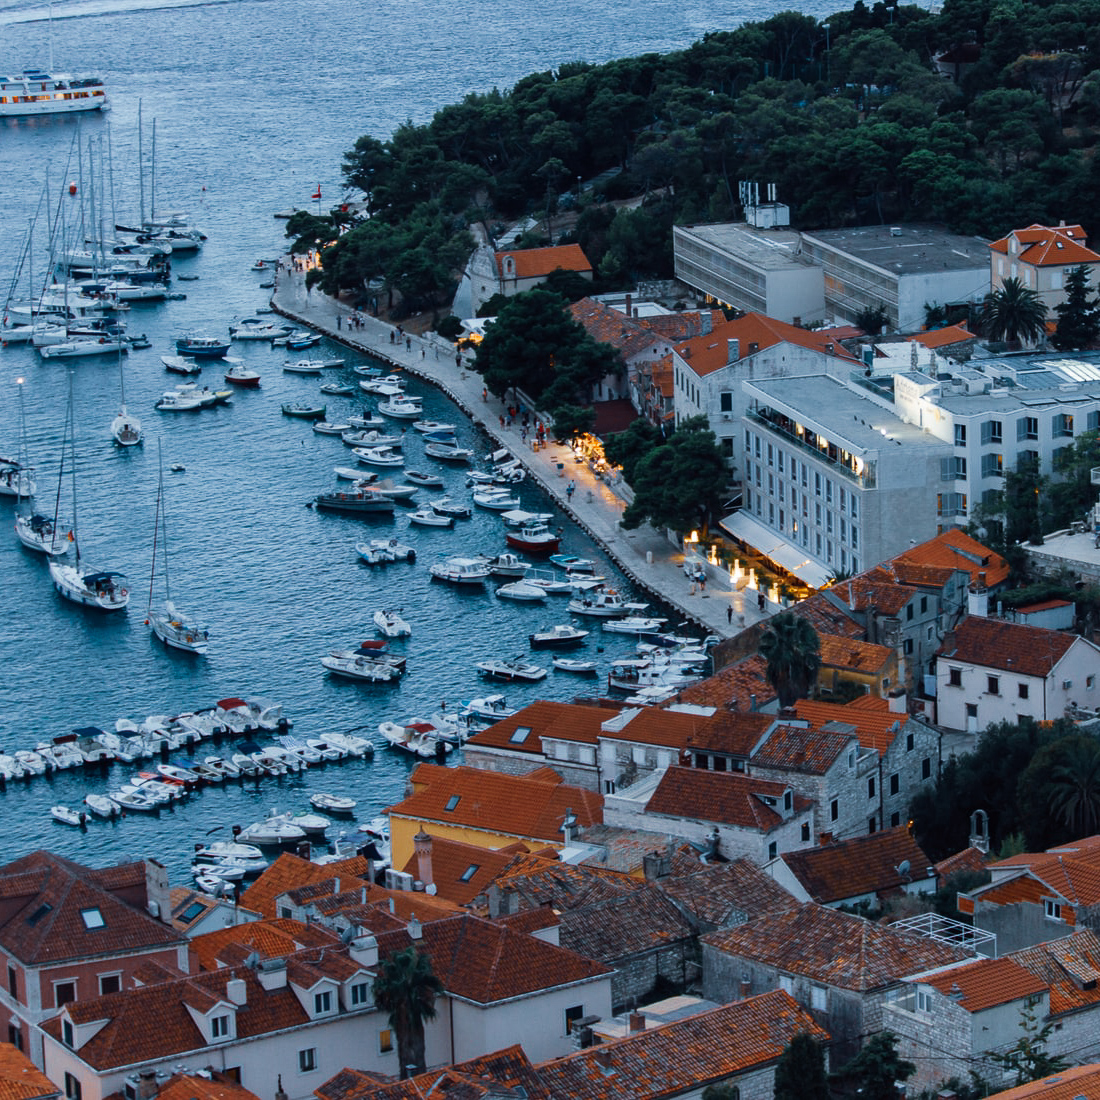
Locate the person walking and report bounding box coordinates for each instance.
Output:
[727,604,733,624]
[566,480,575,502]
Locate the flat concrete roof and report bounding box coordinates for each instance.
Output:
[800,224,991,276]
[746,374,945,452]
[676,222,814,271]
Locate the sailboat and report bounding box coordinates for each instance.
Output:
[13,377,66,556]
[47,374,130,611]
[110,347,143,446]
[145,448,208,654]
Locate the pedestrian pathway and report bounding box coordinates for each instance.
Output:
[271,263,774,639]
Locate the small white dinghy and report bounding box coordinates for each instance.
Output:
[407,506,453,528]
[496,580,547,602]
[310,792,357,814]
[50,804,87,827]
[84,793,119,818]
[374,608,412,637]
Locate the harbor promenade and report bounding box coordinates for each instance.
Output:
[271,265,773,639]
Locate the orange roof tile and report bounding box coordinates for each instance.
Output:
[676,655,776,710]
[399,836,520,906]
[645,767,807,832]
[657,858,799,928]
[780,828,934,903]
[894,528,1010,587]
[792,697,902,754]
[983,1063,1100,1100]
[0,1044,59,1100]
[189,918,340,971]
[535,991,829,1099]
[466,701,608,754]
[990,224,1100,266]
[750,723,853,775]
[939,616,1081,678]
[922,956,1048,1013]
[155,1074,263,1100]
[911,324,976,349]
[238,854,371,919]
[495,244,591,279]
[569,298,662,360]
[1008,929,1100,1017]
[935,846,990,883]
[687,710,774,758]
[389,764,602,844]
[604,707,713,749]
[817,632,894,674]
[832,570,916,617]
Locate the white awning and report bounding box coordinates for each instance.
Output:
[719,512,833,589]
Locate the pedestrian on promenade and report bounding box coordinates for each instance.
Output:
[337,315,342,330]
[727,604,733,624]
[499,415,505,428]
[455,352,462,368]
[699,575,706,593]
[390,331,395,344]
[405,335,411,351]
[421,347,426,358]
[482,387,488,402]
[521,428,528,443]
[566,480,575,501]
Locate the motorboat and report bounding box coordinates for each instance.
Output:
[425,442,473,462]
[412,420,456,434]
[324,731,374,757]
[313,489,396,515]
[322,652,403,683]
[157,762,201,786]
[405,470,444,488]
[313,420,352,436]
[374,608,412,637]
[84,793,119,818]
[320,357,345,368]
[359,374,406,394]
[377,720,455,758]
[460,694,516,722]
[321,382,355,396]
[552,656,600,674]
[525,569,598,595]
[311,792,357,814]
[161,354,202,375]
[496,580,546,602]
[481,552,531,578]
[354,446,404,468]
[155,389,203,412]
[473,488,520,510]
[193,862,246,884]
[289,812,331,838]
[356,538,416,565]
[550,554,597,573]
[224,364,261,387]
[343,429,404,448]
[506,522,560,555]
[608,657,702,691]
[429,556,490,584]
[602,616,668,635]
[377,395,423,419]
[348,411,387,430]
[50,805,87,827]
[282,359,324,375]
[204,756,242,780]
[567,588,648,618]
[276,736,321,766]
[229,319,287,340]
[476,658,548,682]
[305,738,347,761]
[230,751,262,777]
[237,813,307,846]
[282,402,326,419]
[285,331,321,350]
[529,623,590,648]
[0,71,107,118]
[407,506,452,528]
[15,512,68,556]
[193,840,266,865]
[108,787,159,813]
[361,478,418,501]
[429,497,471,519]
[176,334,230,358]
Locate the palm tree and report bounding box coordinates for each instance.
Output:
[372,945,443,1078]
[1048,738,1100,838]
[981,277,1048,347]
[758,611,821,709]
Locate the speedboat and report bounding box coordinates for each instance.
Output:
[313,489,395,514]
[311,792,356,814]
[567,588,648,618]
[322,653,403,683]
[412,420,456,434]
[428,556,490,584]
[354,445,404,468]
[313,420,352,436]
[224,364,261,387]
[496,580,546,602]
[552,656,599,674]
[50,805,86,827]
[229,319,287,341]
[285,331,321,350]
[602,616,668,634]
[550,554,597,573]
[407,506,452,528]
[305,738,347,761]
[321,382,356,396]
[378,395,423,419]
[356,538,416,565]
[473,488,520,511]
[359,374,406,394]
[405,469,444,488]
[155,390,203,412]
[283,402,326,419]
[481,551,530,578]
[374,608,412,637]
[282,359,324,375]
[161,355,202,375]
[176,334,230,358]
[84,793,119,818]
[529,623,590,647]
[361,478,418,501]
[430,497,472,519]
[476,658,548,682]
[377,720,455,758]
[425,442,473,462]
[324,731,374,757]
[348,412,387,430]
[193,840,266,864]
[238,813,306,846]
[108,787,159,813]
[343,429,404,448]
[460,694,516,722]
[289,812,331,837]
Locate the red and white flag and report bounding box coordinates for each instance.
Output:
[312,184,322,200]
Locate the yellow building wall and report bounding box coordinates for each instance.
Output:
[389,814,562,869]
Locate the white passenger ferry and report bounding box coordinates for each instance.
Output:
[0,71,107,117]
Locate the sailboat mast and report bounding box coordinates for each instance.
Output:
[138,101,145,229]
[150,119,157,225]
[66,372,78,566]
[147,451,162,617]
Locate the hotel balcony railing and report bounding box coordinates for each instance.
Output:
[747,408,876,488]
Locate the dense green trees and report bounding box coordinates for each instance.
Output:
[774,1033,830,1100]
[832,1032,915,1100]
[759,612,822,709]
[1052,265,1100,350]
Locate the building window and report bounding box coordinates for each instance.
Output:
[779,975,794,995]
[298,1048,317,1073]
[64,1075,81,1100]
[906,732,914,752]
[890,811,901,827]
[1089,676,1096,689]
[1045,899,1063,922]
[830,799,839,821]
[379,1029,394,1053]
[565,1005,585,1034]
[7,965,16,999]
[768,841,778,860]
[949,667,962,686]
[981,420,1003,445]
[444,794,461,811]
[922,758,932,780]
[508,726,531,744]
[783,790,792,811]
[211,1014,230,1039]
[350,982,369,1007]
[987,675,1000,695]
[54,981,75,1008]
[981,453,1004,478]
[868,816,878,834]
[1018,416,1039,441]
[99,974,121,996]
[889,773,899,796]
[7,1024,21,1052]
[966,703,978,719]
[79,908,105,931]
[62,1019,74,1048]
[1054,412,1074,437]
[917,989,932,1013]
[314,990,332,1015]
[1019,683,1029,700]
[811,985,828,1011]
[801,822,810,842]
[867,777,876,799]
[720,390,733,412]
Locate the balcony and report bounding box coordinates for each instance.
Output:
[747,408,876,488]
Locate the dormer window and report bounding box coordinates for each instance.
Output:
[62,1018,74,1048]
[211,1014,230,1039]
[783,791,793,812]
[314,990,332,1015]
[1045,899,1064,922]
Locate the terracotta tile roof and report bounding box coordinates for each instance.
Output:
[0,1043,60,1100]
[676,655,777,710]
[832,570,916,617]
[466,701,608,754]
[677,314,859,379]
[495,244,591,279]
[1018,599,1075,615]
[990,224,1100,266]
[569,298,661,359]
[982,1064,1100,1100]
[687,710,774,758]
[602,707,711,749]
[155,1074,262,1100]
[572,824,683,875]
[0,852,185,964]
[750,723,853,775]
[169,889,257,933]
[489,853,643,911]
[935,846,991,884]
[938,616,1082,678]
[795,592,865,640]
[556,886,694,961]
[921,956,1048,1013]
[494,907,560,935]
[315,1067,389,1100]
[703,902,967,990]
[535,991,829,1099]
[1008,930,1100,1017]
[308,886,459,925]
[399,837,519,906]
[657,858,799,928]
[969,871,1051,909]
[643,310,726,343]
[911,324,977,349]
[388,765,602,844]
[375,913,611,1004]
[791,697,902,754]
[189,918,340,971]
[645,767,807,832]
[238,854,371,919]
[131,959,183,986]
[817,633,894,675]
[779,828,934,904]
[893,528,1010,587]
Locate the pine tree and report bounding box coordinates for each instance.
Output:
[1052,264,1100,350]
[774,1032,830,1100]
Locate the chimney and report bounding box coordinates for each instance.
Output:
[561,808,579,844]
[739,977,752,999]
[968,574,989,618]
[137,1072,158,1100]
[143,859,171,922]
[348,934,378,968]
[226,977,247,1006]
[414,831,434,887]
[942,629,956,655]
[256,958,288,991]
[594,1048,613,1071]
[625,293,632,318]
[727,338,740,362]
[888,689,907,714]
[408,915,422,941]
[275,1077,288,1100]
[628,1012,646,1033]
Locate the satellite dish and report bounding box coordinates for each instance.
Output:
[895,860,911,877]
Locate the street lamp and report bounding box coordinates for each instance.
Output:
[822,23,831,85]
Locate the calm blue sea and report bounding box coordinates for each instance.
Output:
[0,0,835,882]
